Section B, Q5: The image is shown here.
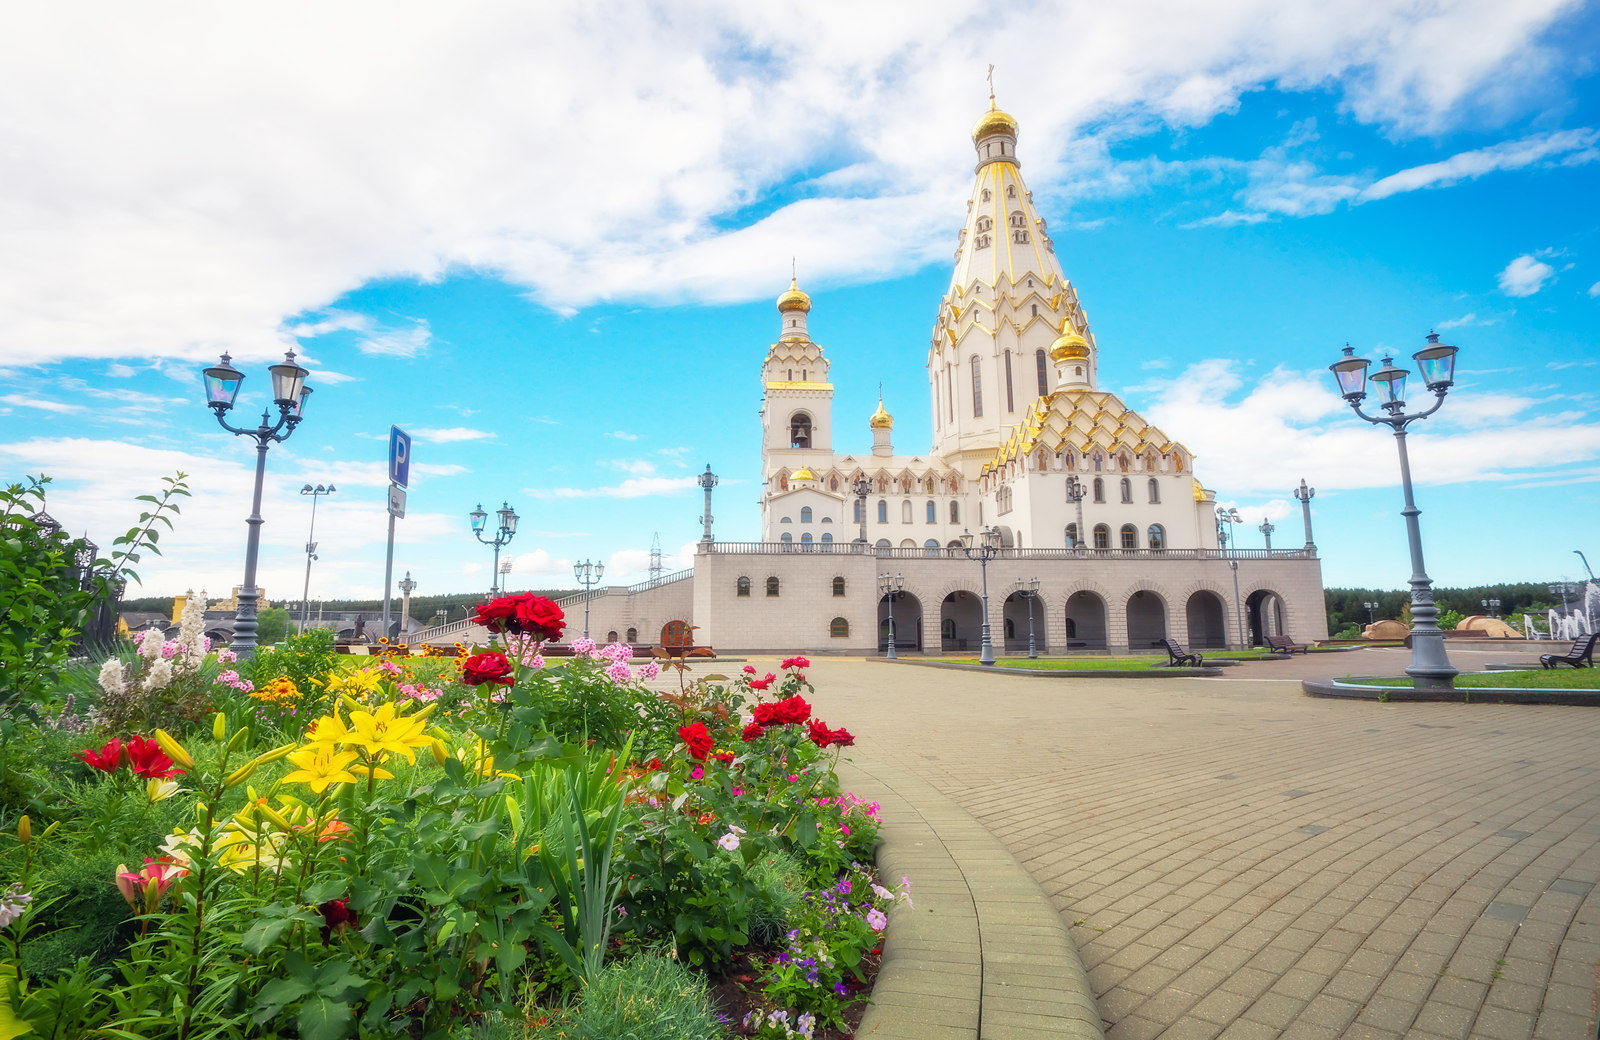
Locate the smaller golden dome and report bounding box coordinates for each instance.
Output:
[972,98,1019,143]
[1050,326,1091,362]
[776,277,812,313]
[792,466,815,481]
[869,398,893,429]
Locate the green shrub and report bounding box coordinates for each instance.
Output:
[529,953,724,1040]
[745,851,805,947]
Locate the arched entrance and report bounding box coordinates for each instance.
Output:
[878,591,924,652]
[1003,591,1047,653]
[940,591,983,652]
[1186,592,1228,649]
[1125,591,1167,651]
[1246,589,1287,645]
[1063,591,1107,650]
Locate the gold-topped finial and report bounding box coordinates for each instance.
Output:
[792,466,816,481]
[1050,320,1091,362]
[972,66,1018,142]
[869,397,894,429]
[776,271,812,313]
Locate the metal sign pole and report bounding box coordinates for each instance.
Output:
[382,502,396,640]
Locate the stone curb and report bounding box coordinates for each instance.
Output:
[877,659,1224,678]
[839,758,1105,1040]
[1303,677,1600,704]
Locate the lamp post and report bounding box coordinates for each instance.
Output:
[1259,519,1274,551]
[1575,550,1596,582]
[1481,598,1500,619]
[1293,478,1316,551]
[574,559,605,640]
[201,350,312,660]
[298,483,336,635]
[469,502,518,597]
[397,571,416,642]
[878,572,904,659]
[499,557,513,594]
[853,474,871,549]
[960,527,1001,665]
[1017,576,1040,659]
[1363,600,1379,626]
[1065,475,1086,548]
[1215,506,1241,553]
[1216,508,1244,647]
[1329,332,1460,690]
[698,464,718,545]
[1550,583,1573,616]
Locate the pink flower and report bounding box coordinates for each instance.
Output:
[742,665,756,674]
[690,766,705,779]
[639,661,660,680]
[600,641,633,662]
[570,637,597,658]
[787,774,799,782]
[215,648,237,664]
[731,787,745,796]
[866,908,887,930]
[160,640,181,659]
[605,661,633,684]
[524,653,546,670]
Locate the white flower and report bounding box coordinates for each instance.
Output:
[716,831,741,852]
[797,1012,816,1039]
[97,658,127,697]
[872,883,893,901]
[0,884,32,930]
[142,658,174,693]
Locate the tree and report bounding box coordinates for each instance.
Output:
[255,607,290,646]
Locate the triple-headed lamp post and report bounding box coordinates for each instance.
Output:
[959,526,1001,666]
[202,350,312,660]
[298,483,336,635]
[1329,332,1460,690]
[1017,576,1040,659]
[469,502,518,597]
[1216,507,1245,648]
[878,572,904,659]
[575,559,605,640]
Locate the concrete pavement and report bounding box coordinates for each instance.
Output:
[796,648,1600,1040]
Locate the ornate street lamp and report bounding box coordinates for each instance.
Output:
[878,572,904,659]
[1575,550,1596,582]
[470,501,518,596]
[1216,508,1245,647]
[1329,332,1460,690]
[1259,519,1274,551]
[1016,576,1040,659]
[499,557,513,593]
[1480,597,1501,619]
[201,349,312,659]
[1363,600,1380,626]
[1293,478,1316,551]
[959,527,1001,665]
[298,483,336,635]
[1065,475,1086,549]
[853,474,872,549]
[574,559,605,640]
[698,465,718,545]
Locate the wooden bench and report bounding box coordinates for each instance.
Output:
[1540,632,1597,670]
[1266,634,1310,656]
[1163,638,1203,667]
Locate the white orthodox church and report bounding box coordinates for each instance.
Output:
[420,96,1328,655]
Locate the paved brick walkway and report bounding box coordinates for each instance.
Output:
[792,649,1600,1040]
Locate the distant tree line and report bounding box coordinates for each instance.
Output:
[120,589,580,625]
[1326,582,1582,637]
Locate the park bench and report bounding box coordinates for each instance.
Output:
[1265,634,1310,656]
[1162,638,1203,667]
[1539,632,1597,670]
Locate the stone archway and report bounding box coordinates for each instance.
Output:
[1125,590,1167,651]
[879,591,924,652]
[1246,588,1288,645]
[1063,590,1108,650]
[940,591,983,652]
[1003,591,1047,653]
[1186,591,1228,649]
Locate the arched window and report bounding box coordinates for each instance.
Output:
[970,356,983,418]
[800,506,813,523]
[902,500,913,523]
[832,576,846,596]
[875,538,891,556]
[1004,351,1014,412]
[853,498,864,522]
[626,627,637,643]
[1120,524,1138,550]
[1148,524,1166,551]
[789,413,811,449]
[780,516,791,524]
[877,500,887,523]
[926,500,936,523]
[1120,478,1133,504]
[1036,349,1048,395]
[830,617,850,638]
[736,576,751,597]
[950,501,960,524]
[1148,478,1160,504]
[1093,477,1105,503]
[820,532,833,544]
[924,539,940,556]
[780,532,793,548]
[607,630,618,642]
[800,532,813,547]
[766,577,780,596]
[1066,523,1079,547]
[1093,524,1111,549]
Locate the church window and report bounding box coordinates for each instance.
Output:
[1148,524,1166,550]
[780,532,793,547]
[946,364,955,417]
[981,189,991,202]
[608,630,618,642]
[1009,211,1025,227]
[901,500,913,523]
[833,576,846,596]
[767,577,780,596]
[924,539,940,556]
[821,532,832,544]
[970,356,983,418]
[1093,524,1111,549]
[736,576,751,597]
[830,617,850,637]
[780,516,791,524]
[1031,303,1038,316]
[801,532,813,548]
[790,319,796,327]
[821,516,832,523]
[976,216,992,232]
[800,506,812,523]
[1148,478,1160,504]
[1007,184,1016,198]
[1120,478,1132,503]
[875,539,891,555]
[627,627,637,642]
[1013,230,1029,244]
[1036,349,1048,395]
[950,500,960,524]
[1120,524,1138,550]
[976,234,991,249]
[1004,351,1014,412]
[1066,523,1078,547]
[853,499,864,523]
[926,500,936,523]
[877,500,887,523]
[1093,477,1105,503]
[789,413,811,448]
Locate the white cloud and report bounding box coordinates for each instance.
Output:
[413,426,496,443]
[1359,129,1599,201]
[602,459,656,476]
[1589,281,1600,298]
[1498,254,1555,297]
[526,476,702,500]
[0,394,82,413]
[1435,313,1477,330]
[0,1,1580,365]
[606,431,641,441]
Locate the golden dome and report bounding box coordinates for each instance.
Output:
[776,277,812,313]
[972,98,1019,143]
[1050,326,1091,362]
[792,466,815,481]
[869,398,893,429]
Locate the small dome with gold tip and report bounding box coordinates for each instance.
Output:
[776,277,812,314]
[1050,326,1091,362]
[869,398,894,429]
[792,466,815,481]
[972,97,1019,143]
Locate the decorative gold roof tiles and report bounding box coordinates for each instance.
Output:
[980,390,1192,478]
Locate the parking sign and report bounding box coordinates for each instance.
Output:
[389,426,412,488]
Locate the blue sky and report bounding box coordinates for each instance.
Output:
[2,1,1598,606]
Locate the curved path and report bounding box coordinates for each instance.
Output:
[791,649,1600,1040]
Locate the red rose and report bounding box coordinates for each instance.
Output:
[807,718,832,747]
[774,695,811,725]
[471,597,519,633]
[748,673,775,691]
[678,722,714,761]
[828,726,855,747]
[76,737,124,772]
[125,735,184,779]
[781,656,811,670]
[741,722,765,742]
[742,665,757,675]
[711,751,735,764]
[319,897,359,943]
[462,652,514,686]
[513,595,565,641]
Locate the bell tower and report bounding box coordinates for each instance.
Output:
[760,276,834,474]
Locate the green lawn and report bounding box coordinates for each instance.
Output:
[981,657,1195,671]
[1362,669,1599,690]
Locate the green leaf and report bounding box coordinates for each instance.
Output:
[297,996,353,1040]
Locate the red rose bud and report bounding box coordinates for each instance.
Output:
[678,722,714,761]
[461,652,515,686]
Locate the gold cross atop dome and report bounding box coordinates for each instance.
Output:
[972,71,1018,142]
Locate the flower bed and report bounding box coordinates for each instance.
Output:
[0,594,904,1039]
